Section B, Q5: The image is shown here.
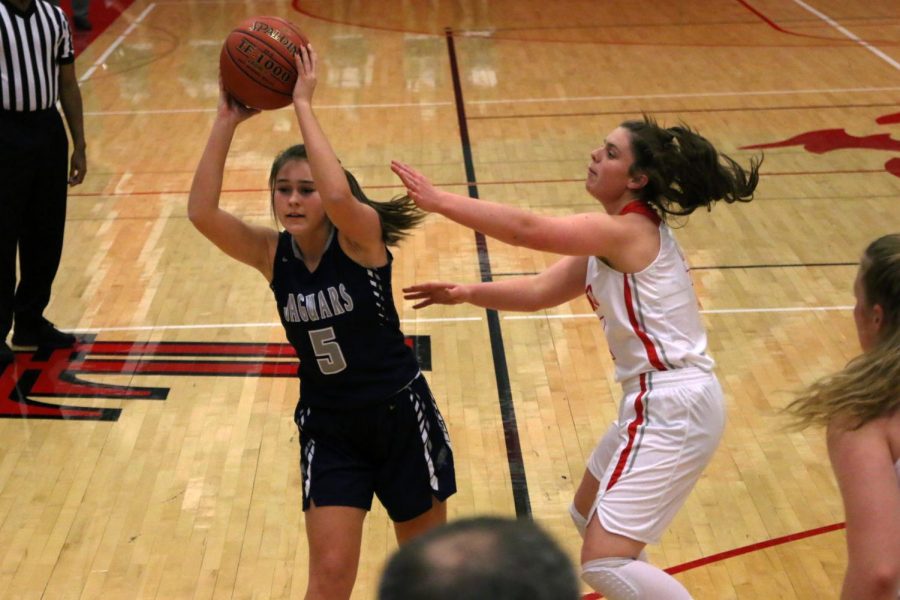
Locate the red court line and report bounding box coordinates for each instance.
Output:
[666,522,846,574]
[62,167,892,199]
[735,0,797,35]
[468,102,900,120]
[581,521,846,599]
[291,0,883,48]
[734,0,898,45]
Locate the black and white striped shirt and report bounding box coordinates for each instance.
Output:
[0,0,74,111]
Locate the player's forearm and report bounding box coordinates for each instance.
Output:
[433,193,540,249]
[58,80,85,150]
[188,119,235,220]
[293,101,352,203]
[461,278,547,312]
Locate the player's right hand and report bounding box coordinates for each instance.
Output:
[217,81,260,123]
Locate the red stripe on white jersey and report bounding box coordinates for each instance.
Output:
[605,373,647,491]
[622,274,667,371]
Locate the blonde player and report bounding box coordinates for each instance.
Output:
[392,117,760,599]
[787,233,900,599]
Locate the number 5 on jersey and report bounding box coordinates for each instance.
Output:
[308,327,347,374]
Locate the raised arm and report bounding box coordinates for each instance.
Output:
[827,419,900,600]
[404,255,589,312]
[188,89,277,280]
[391,161,645,260]
[292,45,385,263]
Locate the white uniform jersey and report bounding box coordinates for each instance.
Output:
[584,201,714,383]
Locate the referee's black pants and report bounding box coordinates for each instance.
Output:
[0,108,69,339]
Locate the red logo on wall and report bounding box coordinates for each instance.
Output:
[0,336,431,421]
[741,111,900,178]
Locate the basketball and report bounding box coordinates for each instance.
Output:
[219,16,309,110]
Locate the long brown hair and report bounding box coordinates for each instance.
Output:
[785,233,900,430]
[268,145,425,246]
[621,116,761,219]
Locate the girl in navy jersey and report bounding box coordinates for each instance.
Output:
[787,233,900,600]
[392,119,759,599]
[189,46,455,600]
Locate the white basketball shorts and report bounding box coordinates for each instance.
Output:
[587,367,725,544]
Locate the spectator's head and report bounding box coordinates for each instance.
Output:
[378,516,580,600]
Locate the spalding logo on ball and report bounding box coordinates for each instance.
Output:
[220,16,309,110]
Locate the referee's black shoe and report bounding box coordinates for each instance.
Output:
[12,320,76,349]
[0,341,12,365]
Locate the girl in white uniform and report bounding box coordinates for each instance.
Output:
[392,117,761,599]
[582,200,723,550]
[788,233,900,600]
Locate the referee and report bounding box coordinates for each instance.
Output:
[0,0,86,364]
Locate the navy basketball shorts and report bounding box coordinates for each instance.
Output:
[294,374,456,522]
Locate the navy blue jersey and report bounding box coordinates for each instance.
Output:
[270,230,420,409]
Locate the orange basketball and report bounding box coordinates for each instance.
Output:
[219,16,309,110]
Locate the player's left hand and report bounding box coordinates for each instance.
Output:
[293,44,317,106]
[68,147,86,186]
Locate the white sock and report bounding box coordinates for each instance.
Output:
[581,557,692,600]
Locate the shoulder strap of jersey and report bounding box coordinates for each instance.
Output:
[620,200,662,226]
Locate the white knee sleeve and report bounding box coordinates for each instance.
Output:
[581,557,693,600]
[569,502,588,538]
[582,558,638,600]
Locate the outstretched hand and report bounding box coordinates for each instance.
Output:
[390,161,443,212]
[293,44,317,105]
[402,282,468,309]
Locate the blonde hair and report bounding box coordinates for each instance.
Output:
[785,233,900,430]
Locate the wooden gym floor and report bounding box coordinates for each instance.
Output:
[1,0,899,598]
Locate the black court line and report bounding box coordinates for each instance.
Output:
[692,261,858,270]
[445,27,531,518]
